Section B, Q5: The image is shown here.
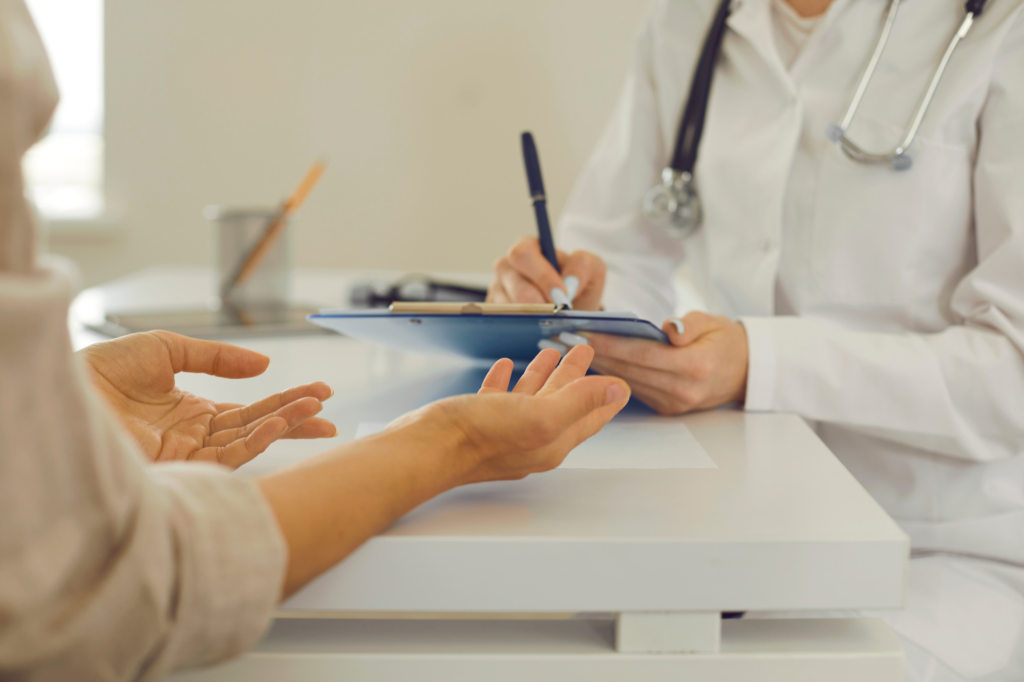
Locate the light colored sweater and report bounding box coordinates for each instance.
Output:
[0,2,286,679]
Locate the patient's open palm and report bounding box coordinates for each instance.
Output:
[79,331,335,468]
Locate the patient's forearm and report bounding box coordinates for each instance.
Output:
[257,418,469,599]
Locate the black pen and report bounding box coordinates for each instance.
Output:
[521,132,560,273]
[521,132,577,309]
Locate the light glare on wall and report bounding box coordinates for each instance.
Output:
[23,0,104,220]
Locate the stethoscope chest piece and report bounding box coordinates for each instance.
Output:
[643,168,702,239]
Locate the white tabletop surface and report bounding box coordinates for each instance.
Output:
[73,267,909,615]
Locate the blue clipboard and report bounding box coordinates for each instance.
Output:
[308,304,669,362]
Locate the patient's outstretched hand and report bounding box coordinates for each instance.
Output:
[389,345,630,483]
[79,331,336,468]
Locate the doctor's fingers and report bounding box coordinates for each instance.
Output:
[559,251,606,310]
[585,333,683,371]
[663,311,729,347]
[589,356,707,413]
[485,276,511,303]
[506,236,567,299]
[211,381,333,432]
[627,381,698,416]
[591,366,699,416]
[493,257,549,304]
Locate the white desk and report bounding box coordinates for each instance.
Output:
[74,267,909,681]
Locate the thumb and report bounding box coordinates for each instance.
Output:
[153,331,271,378]
[662,311,719,347]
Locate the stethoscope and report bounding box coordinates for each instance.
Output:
[643,0,992,239]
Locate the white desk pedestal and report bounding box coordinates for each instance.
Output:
[170,617,903,682]
[616,612,721,653]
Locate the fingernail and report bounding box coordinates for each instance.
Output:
[605,382,629,404]
[564,276,580,301]
[669,318,685,335]
[558,331,589,347]
[537,339,568,356]
[550,288,572,309]
[331,425,339,437]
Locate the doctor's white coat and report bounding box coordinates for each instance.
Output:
[559,0,1024,679]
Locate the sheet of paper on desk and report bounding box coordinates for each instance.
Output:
[354,418,716,470]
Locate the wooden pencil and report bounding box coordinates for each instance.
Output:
[225,159,327,294]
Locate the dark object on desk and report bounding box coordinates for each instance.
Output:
[349,276,487,308]
[87,304,327,340]
[521,131,559,273]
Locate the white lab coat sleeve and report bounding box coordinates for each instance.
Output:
[742,14,1024,463]
[0,269,287,680]
[557,0,689,324]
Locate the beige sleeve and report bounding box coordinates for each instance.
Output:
[0,269,287,680]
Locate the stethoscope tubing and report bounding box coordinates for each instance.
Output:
[831,0,987,168]
[670,0,733,175]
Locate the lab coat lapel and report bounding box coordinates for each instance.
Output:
[694,0,805,317]
[726,0,792,91]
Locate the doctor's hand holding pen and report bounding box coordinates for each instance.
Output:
[488,236,748,416]
[488,235,607,311]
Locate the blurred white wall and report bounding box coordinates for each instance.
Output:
[50,0,650,286]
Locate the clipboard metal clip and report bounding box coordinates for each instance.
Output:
[389,302,566,315]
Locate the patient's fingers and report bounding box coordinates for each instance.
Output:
[211,403,336,440]
[196,417,289,469]
[210,382,332,432]
[280,417,337,439]
[512,348,562,395]
[479,358,514,394]
[206,397,324,447]
[537,345,595,395]
[532,375,629,440]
